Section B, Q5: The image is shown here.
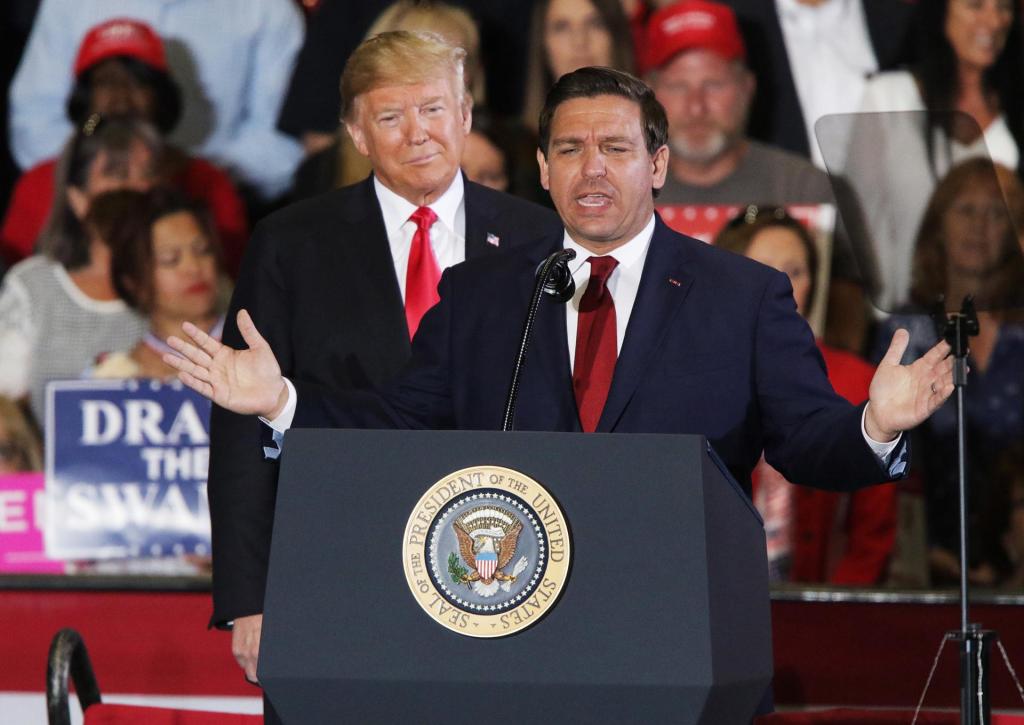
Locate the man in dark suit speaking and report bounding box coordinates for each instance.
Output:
[208,30,559,689]
[176,65,953,630]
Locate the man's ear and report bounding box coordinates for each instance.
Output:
[345,120,370,157]
[461,93,474,136]
[67,186,89,219]
[651,144,669,191]
[536,148,550,191]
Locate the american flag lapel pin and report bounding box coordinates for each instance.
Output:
[486,233,500,247]
[668,277,681,287]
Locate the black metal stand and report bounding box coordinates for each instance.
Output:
[933,296,999,725]
[501,249,575,431]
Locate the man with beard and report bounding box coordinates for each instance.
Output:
[643,0,834,205]
[642,0,867,352]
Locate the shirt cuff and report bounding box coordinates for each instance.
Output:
[861,403,901,462]
[261,377,296,432]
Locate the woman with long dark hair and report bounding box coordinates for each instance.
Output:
[871,158,1024,586]
[847,0,1022,310]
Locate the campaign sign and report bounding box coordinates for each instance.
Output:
[45,379,212,560]
[0,473,67,574]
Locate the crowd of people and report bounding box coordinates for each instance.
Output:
[0,0,1022,602]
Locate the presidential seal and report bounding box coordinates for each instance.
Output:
[402,465,570,637]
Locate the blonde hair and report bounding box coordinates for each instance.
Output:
[340,29,469,121]
[364,1,484,105]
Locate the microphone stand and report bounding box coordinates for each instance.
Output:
[502,249,576,431]
[933,296,996,725]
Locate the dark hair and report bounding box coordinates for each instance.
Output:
[715,205,820,313]
[538,66,668,157]
[910,158,1024,313]
[39,116,162,270]
[66,56,182,135]
[105,189,221,314]
[521,0,635,128]
[912,0,1024,173]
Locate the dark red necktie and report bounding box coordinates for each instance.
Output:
[405,206,440,339]
[573,255,619,432]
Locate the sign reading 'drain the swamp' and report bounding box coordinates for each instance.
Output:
[45,379,211,560]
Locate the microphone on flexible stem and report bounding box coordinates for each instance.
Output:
[502,248,576,431]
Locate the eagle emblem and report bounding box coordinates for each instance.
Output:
[450,505,529,598]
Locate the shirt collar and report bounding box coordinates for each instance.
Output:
[776,0,846,25]
[373,172,464,236]
[562,214,656,273]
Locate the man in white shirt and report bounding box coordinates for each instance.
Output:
[170,66,954,623]
[204,31,558,712]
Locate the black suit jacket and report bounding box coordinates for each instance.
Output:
[208,175,560,626]
[727,0,916,158]
[294,217,899,495]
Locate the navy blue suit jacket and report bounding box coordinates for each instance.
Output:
[293,216,896,494]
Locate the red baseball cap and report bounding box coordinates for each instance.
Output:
[643,0,746,74]
[73,18,168,77]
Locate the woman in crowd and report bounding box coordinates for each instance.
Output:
[0,397,42,475]
[92,189,224,379]
[0,18,248,275]
[461,107,511,193]
[520,0,634,129]
[0,118,154,427]
[848,0,1023,310]
[716,206,896,585]
[871,158,1024,587]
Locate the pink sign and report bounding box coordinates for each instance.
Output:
[0,473,67,574]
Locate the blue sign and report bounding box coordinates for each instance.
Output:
[44,379,212,560]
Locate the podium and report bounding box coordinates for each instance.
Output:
[259,430,772,723]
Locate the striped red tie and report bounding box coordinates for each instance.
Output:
[573,255,618,432]
[405,206,440,339]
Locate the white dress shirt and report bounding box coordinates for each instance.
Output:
[564,216,654,370]
[776,0,878,170]
[266,211,900,463]
[373,173,466,301]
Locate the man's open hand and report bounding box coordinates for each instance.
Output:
[164,310,288,419]
[865,329,955,441]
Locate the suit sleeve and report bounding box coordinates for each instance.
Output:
[207,221,293,627]
[755,272,894,490]
[292,268,459,431]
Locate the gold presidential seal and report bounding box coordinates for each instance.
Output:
[402,465,571,637]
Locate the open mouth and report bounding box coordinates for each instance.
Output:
[576,193,612,208]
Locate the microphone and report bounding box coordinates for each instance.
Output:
[502,249,577,431]
[536,248,576,303]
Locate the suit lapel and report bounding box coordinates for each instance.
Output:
[513,236,578,430]
[342,176,410,347]
[464,178,503,259]
[597,220,695,432]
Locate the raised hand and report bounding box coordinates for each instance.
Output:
[163,309,288,419]
[864,328,955,442]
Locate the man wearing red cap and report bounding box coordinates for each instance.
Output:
[642,0,867,351]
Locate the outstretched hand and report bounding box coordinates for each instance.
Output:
[864,328,954,442]
[163,309,288,419]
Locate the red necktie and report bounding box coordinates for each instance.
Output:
[405,206,440,339]
[573,255,619,432]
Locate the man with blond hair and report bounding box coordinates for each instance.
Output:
[208,31,557,714]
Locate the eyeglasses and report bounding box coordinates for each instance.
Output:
[725,204,797,229]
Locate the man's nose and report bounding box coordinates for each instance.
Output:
[581,147,606,178]
[404,112,429,144]
[686,87,709,117]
